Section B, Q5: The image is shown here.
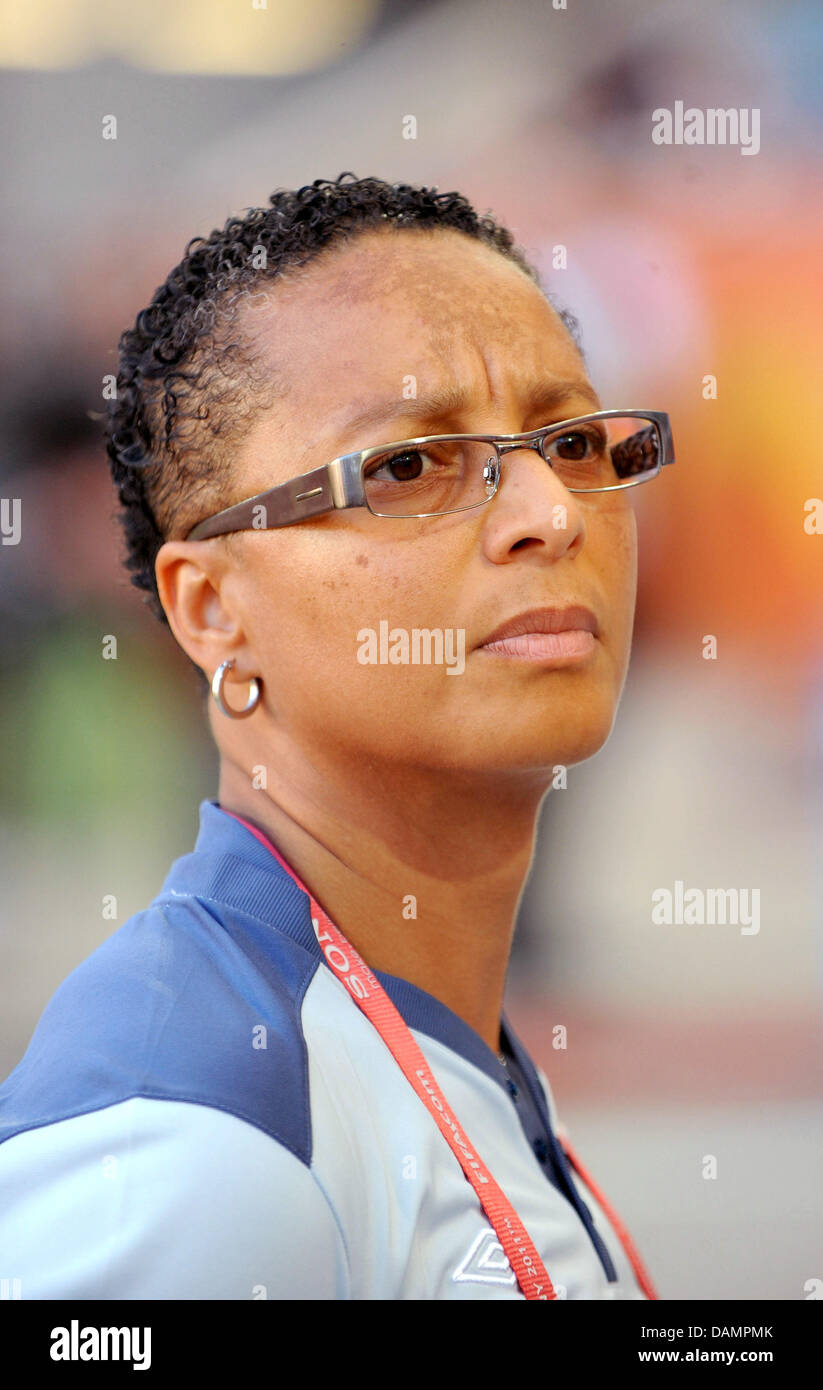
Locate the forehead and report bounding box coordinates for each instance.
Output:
[239,226,586,441]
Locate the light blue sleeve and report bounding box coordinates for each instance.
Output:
[0,1097,350,1300]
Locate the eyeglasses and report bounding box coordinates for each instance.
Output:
[183,409,675,540]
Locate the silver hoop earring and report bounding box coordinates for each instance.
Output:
[211,658,261,719]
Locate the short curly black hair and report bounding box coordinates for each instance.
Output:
[104,172,581,693]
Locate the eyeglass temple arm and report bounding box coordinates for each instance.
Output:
[184,457,365,540]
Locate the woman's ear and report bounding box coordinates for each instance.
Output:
[154,539,245,676]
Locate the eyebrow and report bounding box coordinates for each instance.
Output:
[338,378,602,441]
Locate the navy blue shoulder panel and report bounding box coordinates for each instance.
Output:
[0,850,322,1166]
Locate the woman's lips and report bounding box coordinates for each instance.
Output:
[478,629,598,662]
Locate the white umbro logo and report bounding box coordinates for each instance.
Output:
[452,1227,517,1287]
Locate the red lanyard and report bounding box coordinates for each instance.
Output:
[223,808,658,1301]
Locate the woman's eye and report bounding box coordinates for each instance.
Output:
[367,450,428,482]
[551,431,601,461]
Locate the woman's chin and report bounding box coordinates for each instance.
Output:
[431,719,617,780]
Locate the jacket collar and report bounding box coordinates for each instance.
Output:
[162,799,531,1099]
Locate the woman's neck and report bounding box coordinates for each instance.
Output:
[217,748,544,1054]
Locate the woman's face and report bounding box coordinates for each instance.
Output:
[162,226,638,781]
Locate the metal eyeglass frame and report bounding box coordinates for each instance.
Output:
[183,408,675,541]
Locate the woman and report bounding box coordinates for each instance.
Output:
[0,174,672,1299]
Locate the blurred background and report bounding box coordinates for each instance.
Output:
[0,0,821,1300]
